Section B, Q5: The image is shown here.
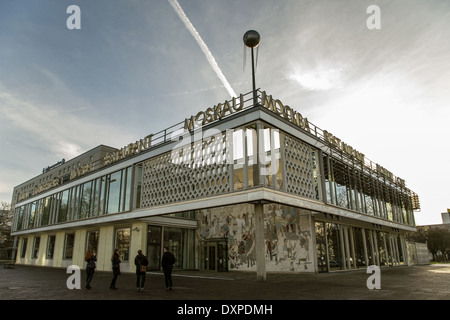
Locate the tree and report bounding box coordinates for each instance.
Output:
[408,226,450,262]
[0,202,14,259]
[425,227,450,262]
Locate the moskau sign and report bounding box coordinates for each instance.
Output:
[103,91,401,186]
[260,92,365,164]
[184,94,245,131]
[183,91,311,133]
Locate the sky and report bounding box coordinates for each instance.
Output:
[0,0,449,226]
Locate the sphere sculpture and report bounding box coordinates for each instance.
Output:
[243,30,261,48]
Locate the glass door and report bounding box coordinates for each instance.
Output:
[217,240,228,272]
[315,222,328,273]
[147,226,162,270]
[201,240,228,272]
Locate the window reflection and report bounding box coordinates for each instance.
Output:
[59,190,69,223]
[64,234,75,259]
[87,230,98,250]
[115,227,130,261]
[47,235,55,259]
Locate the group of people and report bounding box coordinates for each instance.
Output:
[84,247,176,291]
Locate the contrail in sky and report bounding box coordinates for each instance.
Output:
[168,0,237,98]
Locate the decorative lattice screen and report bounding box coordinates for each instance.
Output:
[283,135,316,199]
[141,133,231,207]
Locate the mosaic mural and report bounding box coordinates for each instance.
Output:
[197,204,314,272]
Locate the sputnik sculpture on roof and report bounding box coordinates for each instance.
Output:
[243,30,261,107]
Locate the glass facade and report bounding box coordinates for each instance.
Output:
[146,225,195,271]
[13,167,133,231]
[315,221,406,272]
[322,153,415,226]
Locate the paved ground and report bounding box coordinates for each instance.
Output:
[1,263,449,301]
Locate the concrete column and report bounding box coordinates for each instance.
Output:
[362,228,369,267]
[254,202,266,281]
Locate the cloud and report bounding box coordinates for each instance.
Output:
[0,65,134,160]
[288,65,345,91]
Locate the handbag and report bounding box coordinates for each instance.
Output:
[87,260,96,269]
[140,265,147,272]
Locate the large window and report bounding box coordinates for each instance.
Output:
[232,124,281,191]
[135,165,143,209]
[260,126,281,189]
[13,166,133,231]
[58,190,69,223]
[64,234,75,260]
[87,231,99,254]
[80,181,93,219]
[28,202,36,229]
[163,227,195,269]
[316,222,373,272]
[147,225,195,271]
[20,238,28,258]
[353,228,366,268]
[147,225,162,270]
[315,222,327,273]
[15,206,25,231]
[115,227,130,262]
[107,168,132,214]
[107,171,122,214]
[32,237,40,259]
[47,235,56,259]
[41,196,52,226]
[326,223,344,271]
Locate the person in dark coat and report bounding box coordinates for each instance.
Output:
[161,247,176,290]
[110,249,121,289]
[85,250,97,289]
[134,249,148,291]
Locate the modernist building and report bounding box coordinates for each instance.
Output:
[10,90,420,279]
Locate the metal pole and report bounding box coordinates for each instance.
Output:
[251,46,257,107]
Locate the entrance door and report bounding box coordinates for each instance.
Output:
[315,222,328,273]
[147,226,162,271]
[201,240,228,272]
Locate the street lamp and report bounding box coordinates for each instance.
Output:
[243,30,261,107]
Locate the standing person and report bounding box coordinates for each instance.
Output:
[134,249,148,291]
[85,250,97,289]
[161,247,176,290]
[110,249,121,289]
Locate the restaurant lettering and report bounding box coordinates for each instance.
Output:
[104,134,154,165]
[323,130,365,163]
